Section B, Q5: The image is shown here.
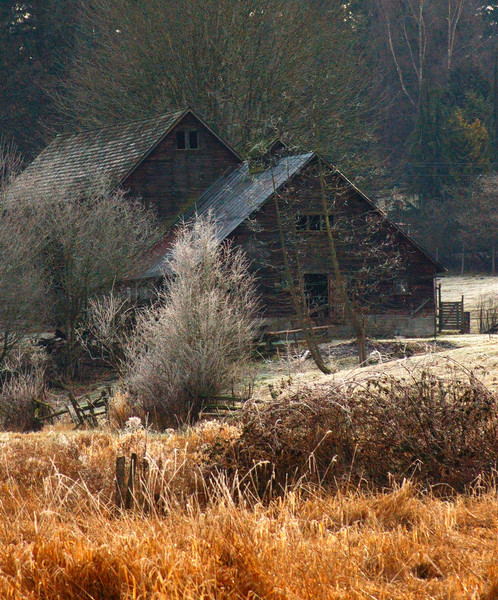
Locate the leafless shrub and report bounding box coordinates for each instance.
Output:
[227,364,498,494]
[477,292,498,333]
[0,367,46,432]
[349,369,498,490]
[226,391,355,496]
[0,141,47,364]
[124,215,259,429]
[80,291,136,371]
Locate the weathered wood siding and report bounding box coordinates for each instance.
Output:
[230,158,437,326]
[124,113,241,222]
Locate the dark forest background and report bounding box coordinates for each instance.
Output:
[1,0,497,270]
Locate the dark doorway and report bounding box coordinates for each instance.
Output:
[304,274,329,310]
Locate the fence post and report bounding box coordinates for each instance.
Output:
[115,456,126,508]
[438,284,442,332]
[125,453,137,510]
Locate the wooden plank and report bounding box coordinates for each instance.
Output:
[37,408,70,421]
[68,393,85,427]
[267,325,330,336]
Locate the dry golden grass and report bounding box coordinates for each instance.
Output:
[0,426,496,599]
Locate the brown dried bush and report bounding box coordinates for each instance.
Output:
[228,366,498,493]
[0,369,45,432]
[349,369,498,490]
[225,392,355,496]
[0,344,51,432]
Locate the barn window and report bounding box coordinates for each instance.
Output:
[304,274,329,309]
[393,278,410,294]
[295,213,331,231]
[176,130,199,150]
[295,214,308,230]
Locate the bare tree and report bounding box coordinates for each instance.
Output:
[4,171,159,378]
[271,183,332,374]
[373,0,487,136]
[317,159,403,364]
[375,0,427,108]
[0,141,46,364]
[53,0,374,159]
[124,215,258,429]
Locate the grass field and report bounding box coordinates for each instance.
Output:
[0,427,495,600]
[438,275,498,309]
[0,275,496,599]
[438,274,498,332]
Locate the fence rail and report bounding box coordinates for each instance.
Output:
[37,388,111,428]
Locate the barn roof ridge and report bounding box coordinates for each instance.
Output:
[51,108,189,139]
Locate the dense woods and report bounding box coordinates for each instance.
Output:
[1,0,497,266]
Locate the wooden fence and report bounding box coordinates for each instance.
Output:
[37,388,111,428]
[479,307,498,334]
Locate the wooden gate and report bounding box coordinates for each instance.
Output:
[437,289,470,333]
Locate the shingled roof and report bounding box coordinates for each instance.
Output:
[143,153,314,277]
[9,109,189,197]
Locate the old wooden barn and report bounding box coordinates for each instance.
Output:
[15,108,445,337]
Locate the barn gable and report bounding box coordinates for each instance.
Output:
[144,151,443,277]
[123,111,242,221]
[9,109,242,218]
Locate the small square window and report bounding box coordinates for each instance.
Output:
[308,214,322,230]
[295,213,330,231]
[176,131,186,150]
[188,130,199,149]
[295,214,308,231]
[176,130,199,150]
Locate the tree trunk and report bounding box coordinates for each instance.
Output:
[272,192,331,375]
[318,157,368,365]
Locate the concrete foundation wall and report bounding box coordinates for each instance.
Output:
[267,313,436,339]
[336,314,436,338]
